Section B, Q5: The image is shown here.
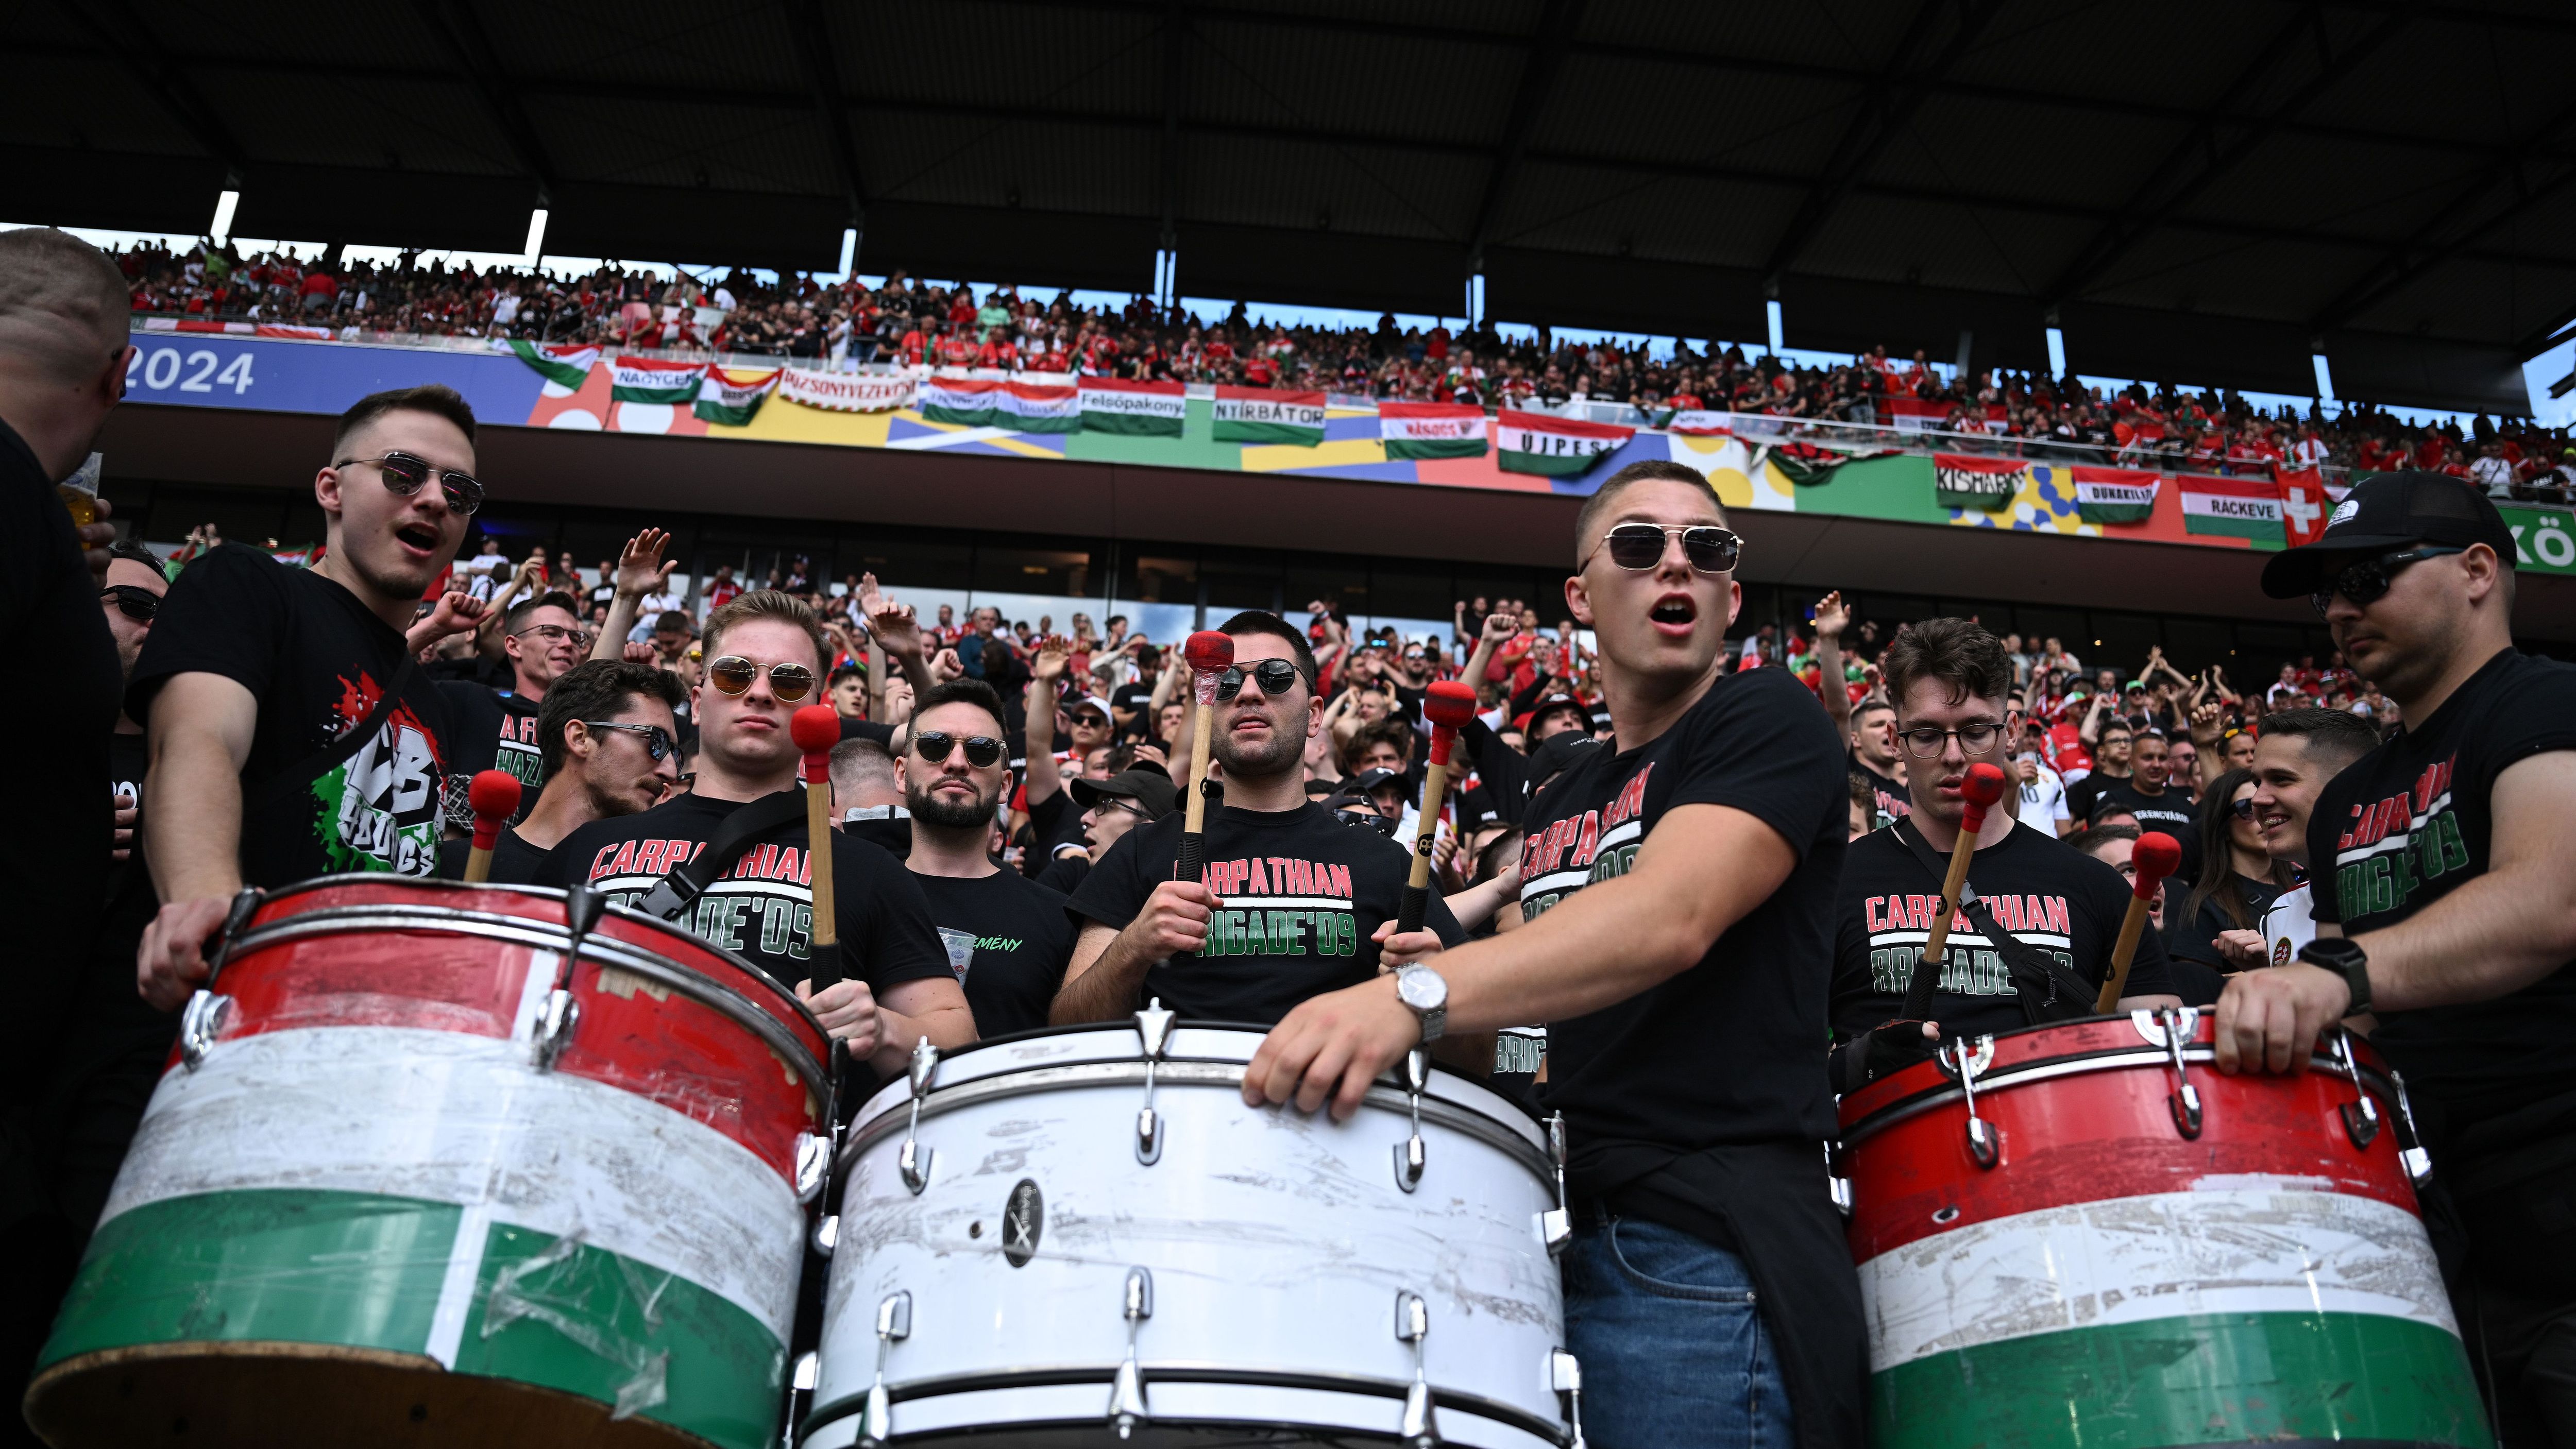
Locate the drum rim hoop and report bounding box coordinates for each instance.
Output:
[839,1058,1556,1180]
[226,903,832,1098]
[796,1363,1571,1447]
[1838,1041,2394,1147]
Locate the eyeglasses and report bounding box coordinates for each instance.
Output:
[514,622,594,649]
[2310,546,2464,616]
[1581,523,1743,574]
[706,655,816,701]
[1335,809,1400,837]
[914,731,1005,768]
[334,451,484,516]
[99,584,160,622]
[1215,658,1304,702]
[584,720,676,761]
[1092,796,1153,822]
[1897,723,2005,759]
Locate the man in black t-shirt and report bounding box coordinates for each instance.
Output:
[437,588,586,825]
[435,660,684,884]
[1245,462,1866,1449]
[1831,619,2180,1088]
[2095,729,2199,878]
[2064,721,2131,822]
[2224,473,2576,1445]
[1057,610,1464,1028]
[135,385,480,1012]
[540,591,964,1078]
[896,680,1077,1038]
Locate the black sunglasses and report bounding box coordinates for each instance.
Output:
[1335,808,1400,837]
[1584,523,1743,574]
[335,450,484,516]
[100,584,160,622]
[2226,796,2258,821]
[1215,658,1304,702]
[915,731,1005,768]
[2310,546,2463,617]
[584,720,675,761]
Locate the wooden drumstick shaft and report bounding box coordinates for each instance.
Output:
[1901,828,1981,1020]
[2095,897,2154,1013]
[1395,756,1453,934]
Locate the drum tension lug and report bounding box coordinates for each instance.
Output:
[178,990,233,1071]
[1550,1349,1587,1449]
[1938,1036,2003,1169]
[900,1036,940,1194]
[1395,1048,1430,1193]
[860,1290,910,1447]
[1134,998,1174,1166]
[1396,1290,1438,1449]
[532,885,607,1073]
[1538,1113,1573,1254]
[2389,1067,2434,1186]
[2331,1030,2382,1150]
[2150,1006,2204,1140]
[531,989,579,1071]
[1825,1140,1854,1222]
[199,884,264,991]
[1109,1266,1153,1438]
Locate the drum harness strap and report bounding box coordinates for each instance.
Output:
[248,655,422,810]
[634,788,815,939]
[1892,818,2099,1027]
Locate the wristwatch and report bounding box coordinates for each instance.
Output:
[1393,964,1449,1043]
[2297,939,2372,1017]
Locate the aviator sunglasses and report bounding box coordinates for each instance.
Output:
[333,450,485,516]
[706,655,816,701]
[1582,523,1743,574]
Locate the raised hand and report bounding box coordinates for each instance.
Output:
[1811,589,1850,639]
[614,527,675,598]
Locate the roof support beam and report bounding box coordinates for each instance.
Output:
[2309,93,2576,334]
[1462,0,1587,270]
[411,0,558,198]
[1157,0,1187,247]
[52,0,249,179]
[2041,4,2408,305]
[1759,0,2009,286]
[787,0,868,223]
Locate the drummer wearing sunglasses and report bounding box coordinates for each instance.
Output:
[1244,461,1866,1449]
[539,590,967,1077]
[2230,472,2576,1443]
[134,385,481,1012]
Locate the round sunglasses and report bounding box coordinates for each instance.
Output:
[1582,523,1743,574]
[706,655,816,701]
[914,731,1005,768]
[1215,658,1304,702]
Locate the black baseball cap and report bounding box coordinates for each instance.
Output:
[2260,470,2519,599]
[1070,763,1178,820]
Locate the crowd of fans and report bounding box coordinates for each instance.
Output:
[111,238,2576,503]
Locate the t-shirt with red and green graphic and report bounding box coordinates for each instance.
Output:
[129,543,458,886]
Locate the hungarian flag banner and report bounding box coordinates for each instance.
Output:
[919,377,1006,425]
[998,382,1079,434]
[1883,397,1950,432]
[609,356,705,404]
[1758,440,1891,487]
[1496,410,1634,476]
[2274,466,2332,547]
[692,366,780,427]
[1664,411,1734,437]
[1379,402,1488,459]
[776,369,913,412]
[1934,453,2021,511]
[1077,377,1185,436]
[2179,473,2285,541]
[2071,467,2161,524]
[505,339,600,388]
[1213,387,1326,446]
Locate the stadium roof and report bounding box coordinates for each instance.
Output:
[15,0,2575,414]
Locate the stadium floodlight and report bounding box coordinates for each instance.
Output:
[1468,273,1486,327]
[1765,299,1785,355]
[2046,327,2067,378]
[2312,351,2336,404]
[209,189,240,245]
[837,227,858,277]
[522,208,550,265]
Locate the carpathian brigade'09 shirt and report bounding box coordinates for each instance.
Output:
[1831,817,2179,1042]
[1067,802,1467,1026]
[914,871,1079,1039]
[538,791,951,997]
[129,544,458,885]
[2309,647,2576,1131]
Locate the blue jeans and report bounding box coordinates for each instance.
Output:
[1563,1216,1793,1449]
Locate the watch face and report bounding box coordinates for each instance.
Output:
[1398,968,1445,1011]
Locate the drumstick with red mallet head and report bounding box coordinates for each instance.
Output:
[1901,761,2008,1022]
[1396,679,1481,935]
[2094,831,2184,1012]
[1177,629,1235,889]
[791,704,844,986]
[462,770,522,883]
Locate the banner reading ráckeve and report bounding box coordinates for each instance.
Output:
[2072,467,2161,524]
[1213,387,1326,446]
[2179,473,2285,541]
[1076,377,1185,436]
[1934,453,2021,511]
[2274,467,2331,547]
[693,367,781,427]
[1496,410,1634,475]
[775,369,913,413]
[504,339,600,388]
[1379,402,1488,459]
[609,356,706,404]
